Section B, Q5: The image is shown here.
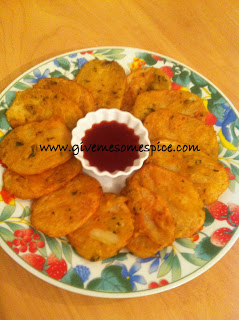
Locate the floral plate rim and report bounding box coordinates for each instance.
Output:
[0,46,239,298]
[1,227,239,298]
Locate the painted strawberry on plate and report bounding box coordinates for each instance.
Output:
[211,228,234,247]
[207,201,228,221]
[227,203,239,227]
[46,254,67,280]
[22,254,46,271]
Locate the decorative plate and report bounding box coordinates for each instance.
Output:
[0,47,238,298]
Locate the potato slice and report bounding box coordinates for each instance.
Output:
[75,60,126,109]
[121,67,171,112]
[122,182,175,254]
[6,88,83,130]
[132,90,207,122]
[0,118,72,175]
[126,234,161,259]
[34,77,96,115]
[3,157,82,199]
[126,163,205,239]
[144,109,219,158]
[68,193,134,261]
[147,140,229,205]
[31,175,103,237]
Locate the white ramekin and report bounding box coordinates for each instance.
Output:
[71,109,150,193]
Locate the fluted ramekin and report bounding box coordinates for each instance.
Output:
[71,109,150,192]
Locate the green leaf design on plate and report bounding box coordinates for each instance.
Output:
[61,267,84,288]
[230,122,239,147]
[0,205,16,221]
[207,84,218,95]
[94,48,111,54]
[181,253,207,266]
[223,149,237,158]
[14,82,30,90]
[172,255,181,281]
[208,101,224,119]
[157,250,174,277]
[228,179,236,192]
[0,226,14,241]
[20,206,31,218]
[71,69,80,78]
[62,242,72,264]
[211,92,227,105]
[173,71,190,87]
[5,91,16,107]
[175,238,196,249]
[204,208,214,227]
[159,247,167,260]
[234,154,239,161]
[190,85,202,98]
[190,73,208,87]
[230,164,239,176]
[104,49,125,55]
[0,109,10,131]
[56,58,71,71]
[0,101,7,109]
[103,252,128,263]
[50,70,65,78]
[5,222,26,232]
[86,265,133,292]
[105,54,126,60]
[218,141,224,156]
[23,74,36,81]
[136,52,157,66]
[194,237,221,261]
[45,235,62,260]
[94,49,126,60]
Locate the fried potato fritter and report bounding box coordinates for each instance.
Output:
[126,234,161,259]
[34,77,96,115]
[132,90,207,122]
[121,67,172,112]
[68,193,134,261]
[121,182,175,258]
[126,164,205,239]
[75,59,126,109]
[6,88,83,130]
[147,140,229,204]
[31,175,103,237]
[144,109,219,158]
[0,118,72,175]
[3,158,82,199]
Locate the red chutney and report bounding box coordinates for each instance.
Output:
[82,121,140,173]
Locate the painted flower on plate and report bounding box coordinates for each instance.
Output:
[24,68,50,84]
[137,251,161,273]
[120,263,147,291]
[74,265,90,282]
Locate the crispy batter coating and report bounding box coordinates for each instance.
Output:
[3,158,82,199]
[6,88,83,130]
[68,193,134,261]
[126,164,205,239]
[132,90,207,122]
[144,109,219,158]
[121,67,171,112]
[31,175,103,237]
[34,77,96,115]
[0,118,72,175]
[147,140,228,205]
[75,59,126,109]
[122,182,175,258]
[126,234,161,259]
